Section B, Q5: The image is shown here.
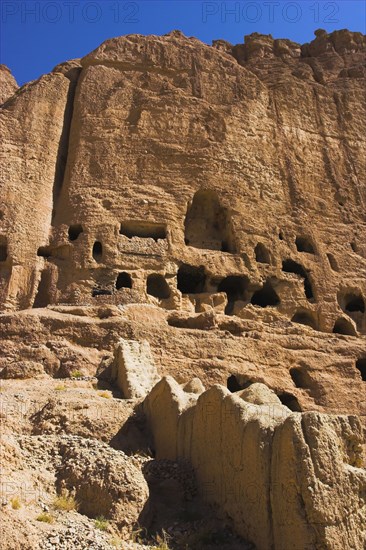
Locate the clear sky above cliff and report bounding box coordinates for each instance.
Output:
[1,0,365,86]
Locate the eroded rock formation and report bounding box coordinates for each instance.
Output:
[0,28,365,550]
[144,377,366,549]
[0,65,18,104]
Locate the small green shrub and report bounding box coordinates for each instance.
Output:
[10,497,21,510]
[98,391,111,399]
[94,516,109,531]
[109,537,123,548]
[36,512,55,523]
[52,491,78,511]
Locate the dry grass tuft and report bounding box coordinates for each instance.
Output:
[11,497,21,510]
[52,491,78,512]
[36,512,55,523]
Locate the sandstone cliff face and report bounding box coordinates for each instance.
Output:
[0,29,365,549]
[1,30,365,410]
[1,30,365,330]
[0,65,18,104]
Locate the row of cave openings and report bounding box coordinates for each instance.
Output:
[175,264,365,334]
[92,271,170,299]
[32,189,365,333]
[92,262,365,335]
[226,356,366,413]
[92,265,284,308]
[53,189,320,263]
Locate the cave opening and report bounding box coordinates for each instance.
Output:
[92,288,112,297]
[278,392,302,412]
[92,241,103,262]
[356,358,366,382]
[33,269,52,308]
[295,236,315,254]
[332,317,357,336]
[147,274,171,299]
[177,264,206,294]
[37,247,52,259]
[116,272,132,290]
[218,275,249,315]
[290,367,308,389]
[251,280,280,308]
[120,221,167,241]
[291,311,317,329]
[344,294,365,313]
[0,245,7,262]
[184,189,235,252]
[282,259,314,301]
[255,243,270,264]
[327,253,339,272]
[68,224,83,241]
[337,291,365,333]
[0,237,8,262]
[227,375,246,392]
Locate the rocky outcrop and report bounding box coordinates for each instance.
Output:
[0,71,78,311]
[0,432,150,547]
[0,65,18,104]
[0,304,365,428]
[111,338,160,399]
[144,377,366,549]
[56,437,148,533]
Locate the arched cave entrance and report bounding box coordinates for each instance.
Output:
[291,311,317,330]
[217,275,249,315]
[277,392,302,412]
[332,317,357,336]
[255,243,270,264]
[343,293,365,314]
[251,280,280,308]
[290,367,309,389]
[282,259,314,301]
[68,224,83,241]
[295,236,315,254]
[338,290,365,332]
[116,272,132,290]
[227,375,253,393]
[184,189,235,252]
[92,241,103,262]
[147,274,171,299]
[177,264,206,294]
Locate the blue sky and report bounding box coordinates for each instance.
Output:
[1,0,365,86]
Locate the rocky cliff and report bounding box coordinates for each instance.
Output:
[0,29,365,549]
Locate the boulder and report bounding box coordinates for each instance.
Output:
[111,338,160,399]
[56,437,149,535]
[238,382,281,405]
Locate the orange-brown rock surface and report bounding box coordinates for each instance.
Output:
[0,65,18,104]
[0,28,365,549]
